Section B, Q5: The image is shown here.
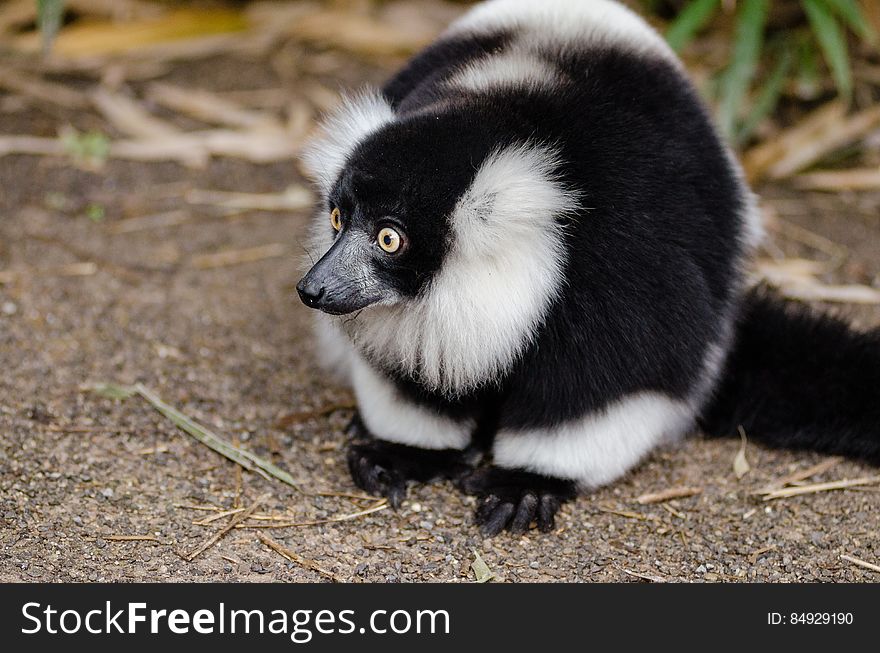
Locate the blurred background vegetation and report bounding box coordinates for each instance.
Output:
[27,1,880,147]
[2,0,877,187]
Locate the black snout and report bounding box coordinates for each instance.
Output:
[296,236,386,315]
[296,277,325,308]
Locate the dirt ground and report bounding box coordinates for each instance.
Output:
[2,45,880,583]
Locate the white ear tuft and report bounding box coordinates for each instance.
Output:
[299,90,395,194]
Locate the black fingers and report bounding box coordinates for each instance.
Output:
[459,466,576,536]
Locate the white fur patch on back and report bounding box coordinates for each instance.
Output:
[447,0,677,63]
[299,91,395,194]
[346,142,576,395]
[351,355,474,450]
[493,392,695,488]
[449,48,562,92]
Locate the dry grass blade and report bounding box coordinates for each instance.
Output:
[840,554,880,574]
[234,502,388,529]
[636,486,702,505]
[94,535,165,544]
[108,209,192,234]
[745,102,880,181]
[0,135,67,158]
[759,476,880,500]
[13,8,248,57]
[275,401,356,428]
[96,383,306,493]
[186,187,313,212]
[185,494,268,561]
[107,136,209,167]
[748,545,777,564]
[621,568,668,583]
[190,244,287,270]
[597,505,660,522]
[759,457,842,492]
[287,10,436,56]
[774,283,880,305]
[91,87,181,140]
[193,507,246,526]
[0,69,89,108]
[743,100,846,182]
[754,259,880,305]
[258,533,346,582]
[793,169,880,192]
[0,262,97,285]
[147,82,282,130]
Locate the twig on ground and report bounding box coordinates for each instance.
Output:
[258,533,347,582]
[108,209,193,234]
[636,486,702,505]
[758,476,880,500]
[793,169,880,192]
[758,457,842,492]
[0,262,97,285]
[621,568,668,583]
[748,545,777,564]
[190,243,287,269]
[234,501,388,529]
[597,505,661,522]
[185,187,313,212]
[0,68,89,108]
[185,494,268,561]
[87,535,166,544]
[275,401,356,428]
[147,82,283,131]
[840,554,880,574]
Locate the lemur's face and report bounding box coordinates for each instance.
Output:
[297,117,490,315]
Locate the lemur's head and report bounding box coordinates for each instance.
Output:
[296,91,577,391]
[297,95,490,315]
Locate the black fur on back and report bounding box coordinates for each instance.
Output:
[366,32,749,430]
[700,287,880,464]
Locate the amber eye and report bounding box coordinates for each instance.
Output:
[330,207,342,231]
[377,227,401,253]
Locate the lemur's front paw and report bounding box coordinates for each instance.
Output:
[346,439,471,508]
[459,467,576,536]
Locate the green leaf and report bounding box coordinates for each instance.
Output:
[665,0,721,52]
[735,43,793,146]
[794,30,823,99]
[821,0,878,43]
[717,0,769,139]
[36,0,65,55]
[803,0,853,98]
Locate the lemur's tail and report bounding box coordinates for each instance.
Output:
[698,287,880,464]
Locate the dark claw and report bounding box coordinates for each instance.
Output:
[459,466,576,536]
[481,501,515,537]
[345,431,473,506]
[537,494,560,533]
[509,492,538,534]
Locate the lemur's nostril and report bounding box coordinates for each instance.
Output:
[296,280,325,307]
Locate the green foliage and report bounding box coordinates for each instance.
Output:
[661,0,877,144]
[36,0,65,54]
[61,128,111,167]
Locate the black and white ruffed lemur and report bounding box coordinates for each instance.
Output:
[295,0,880,535]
